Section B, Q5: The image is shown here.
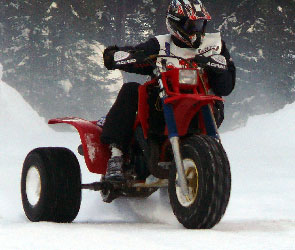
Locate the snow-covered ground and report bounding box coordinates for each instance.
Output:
[0,66,294,249]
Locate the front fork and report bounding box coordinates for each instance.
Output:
[159,79,189,197]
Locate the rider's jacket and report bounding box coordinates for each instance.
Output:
[105,33,236,97]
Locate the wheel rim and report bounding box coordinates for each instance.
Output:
[26,166,42,206]
[176,159,199,207]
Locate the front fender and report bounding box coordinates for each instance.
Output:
[49,117,110,174]
[165,94,223,137]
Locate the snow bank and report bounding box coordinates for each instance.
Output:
[221,103,295,221]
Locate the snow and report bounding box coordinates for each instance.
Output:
[90,41,123,97]
[246,23,255,33]
[258,49,264,57]
[58,79,73,95]
[47,2,58,13]
[236,52,259,62]
[218,13,237,31]
[278,6,283,12]
[71,5,79,18]
[0,65,294,249]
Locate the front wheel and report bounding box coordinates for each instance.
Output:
[21,147,81,222]
[168,135,231,229]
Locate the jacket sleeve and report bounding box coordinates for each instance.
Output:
[103,38,160,75]
[207,40,236,96]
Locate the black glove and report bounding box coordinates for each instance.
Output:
[112,50,148,68]
[103,46,119,70]
[132,50,148,63]
[193,55,210,66]
[194,54,228,73]
[205,55,228,73]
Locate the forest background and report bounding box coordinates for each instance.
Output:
[0,0,294,131]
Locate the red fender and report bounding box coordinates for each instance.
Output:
[48,117,110,174]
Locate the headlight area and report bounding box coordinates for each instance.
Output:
[179,70,198,85]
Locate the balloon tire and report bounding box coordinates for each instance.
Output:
[21,147,81,223]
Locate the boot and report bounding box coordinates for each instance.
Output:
[104,156,124,182]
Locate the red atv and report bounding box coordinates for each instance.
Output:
[21,55,231,229]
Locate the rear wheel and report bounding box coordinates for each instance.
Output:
[21,147,81,222]
[168,135,231,229]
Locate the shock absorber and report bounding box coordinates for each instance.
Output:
[158,77,189,198]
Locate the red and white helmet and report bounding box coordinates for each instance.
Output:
[166,0,211,48]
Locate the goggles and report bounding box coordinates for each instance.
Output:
[182,19,206,35]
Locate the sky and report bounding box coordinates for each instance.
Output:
[0,66,294,249]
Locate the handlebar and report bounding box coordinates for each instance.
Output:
[113,50,227,72]
[146,54,208,66]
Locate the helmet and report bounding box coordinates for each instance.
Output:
[166,0,211,48]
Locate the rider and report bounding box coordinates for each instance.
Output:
[101,0,236,182]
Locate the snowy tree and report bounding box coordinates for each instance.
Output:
[0,0,294,130]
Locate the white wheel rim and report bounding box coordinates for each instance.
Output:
[26,166,42,206]
[176,159,199,207]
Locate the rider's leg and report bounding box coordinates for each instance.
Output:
[101,82,140,181]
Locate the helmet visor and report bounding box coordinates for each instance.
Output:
[183,19,206,35]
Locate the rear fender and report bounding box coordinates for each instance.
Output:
[48,117,110,174]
